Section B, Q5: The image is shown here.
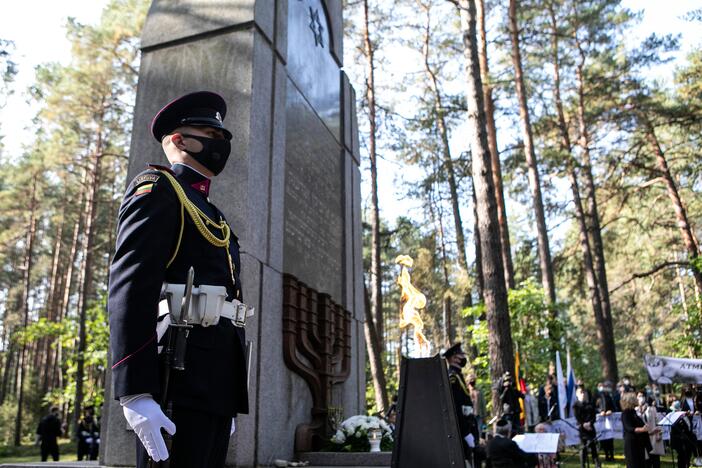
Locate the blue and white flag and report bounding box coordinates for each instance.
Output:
[555,351,567,421]
[566,349,577,418]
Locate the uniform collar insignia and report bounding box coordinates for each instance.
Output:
[191,179,211,196]
[171,163,211,197]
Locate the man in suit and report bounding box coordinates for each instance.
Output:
[486,420,537,468]
[109,91,250,467]
[595,381,616,461]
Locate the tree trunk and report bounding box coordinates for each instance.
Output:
[457,0,515,413]
[573,35,618,382]
[427,181,454,346]
[41,217,64,394]
[14,174,39,446]
[1,339,15,404]
[364,285,389,413]
[643,120,702,292]
[362,0,384,350]
[507,0,556,304]
[73,145,103,434]
[419,3,470,281]
[472,180,484,302]
[548,3,617,382]
[476,0,515,289]
[56,172,88,392]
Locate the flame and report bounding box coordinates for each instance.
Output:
[395,255,430,356]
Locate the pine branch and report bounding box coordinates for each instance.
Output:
[610,261,691,295]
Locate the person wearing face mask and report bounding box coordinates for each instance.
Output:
[637,392,664,468]
[443,343,481,466]
[595,381,616,461]
[622,392,654,468]
[573,385,601,468]
[109,91,249,467]
[681,386,698,414]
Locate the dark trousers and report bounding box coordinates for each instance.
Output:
[40,439,59,461]
[136,406,232,468]
[580,438,599,468]
[676,448,691,468]
[647,454,660,468]
[600,439,614,460]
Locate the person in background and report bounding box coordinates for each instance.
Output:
[77,406,100,461]
[524,384,540,433]
[622,392,655,468]
[670,400,696,468]
[467,374,487,435]
[596,381,616,461]
[681,386,697,413]
[534,422,562,468]
[36,406,62,462]
[622,376,635,393]
[385,394,397,430]
[485,419,537,468]
[498,372,523,434]
[538,382,560,422]
[637,393,664,468]
[573,385,601,468]
[650,384,665,411]
[614,382,625,412]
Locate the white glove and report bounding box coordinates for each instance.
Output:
[122,395,176,461]
[230,418,236,436]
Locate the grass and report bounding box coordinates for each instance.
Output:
[0,439,77,464]
[558,440,679,467]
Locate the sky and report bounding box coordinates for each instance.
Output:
[0,1,106,157]
[0,0,700,243]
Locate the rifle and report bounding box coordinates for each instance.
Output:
[148,267,194,467]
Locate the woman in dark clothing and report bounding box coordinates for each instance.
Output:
[573,386,601,468]
[621,392,654,468]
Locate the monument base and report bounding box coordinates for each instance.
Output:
[298,452,391,466]
[0,463,99,468]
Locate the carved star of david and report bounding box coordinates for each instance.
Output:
[308,7,324,48]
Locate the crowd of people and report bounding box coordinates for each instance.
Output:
[433,343,702,468]
[34,406,100,462]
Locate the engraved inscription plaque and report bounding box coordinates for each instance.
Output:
[287,0,340,140]
[284,78,344,301]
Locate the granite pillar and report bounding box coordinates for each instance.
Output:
[100,1,363,467]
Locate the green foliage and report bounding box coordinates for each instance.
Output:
[0,0,148,444]
[462,281,565,403]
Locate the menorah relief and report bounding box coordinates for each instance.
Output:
[282,274,352,452]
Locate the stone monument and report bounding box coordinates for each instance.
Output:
[99,1,365,466]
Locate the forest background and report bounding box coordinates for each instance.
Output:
[0,0,700,446]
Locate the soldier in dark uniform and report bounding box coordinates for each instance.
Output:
[443,343,481,466]
[109,91,249,468]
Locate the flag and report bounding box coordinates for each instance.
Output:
[555,351,567,420]
[566,349,577,418]
[515,351,526,425]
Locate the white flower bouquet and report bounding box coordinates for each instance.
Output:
[329,415,394,452]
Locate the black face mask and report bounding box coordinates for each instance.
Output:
[457,357,468,368]
[181,133,231,176]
